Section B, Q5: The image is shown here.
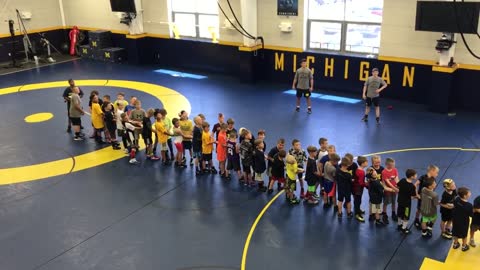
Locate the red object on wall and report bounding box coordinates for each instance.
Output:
[69,26,80,56]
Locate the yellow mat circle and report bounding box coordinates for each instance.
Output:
[24,112,54,123]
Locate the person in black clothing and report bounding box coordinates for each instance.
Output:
[414,165,439,229]
[452,187,473,252]
[305,146,319,205]
[336,157,354,219]
[439,179,457,239]
[267,138,286,191]
[239,129,254,186]
[253,139,267,192]
[103,103,121,150]
[142,109,158,160]
[368,168,395,226]
[63,79,84,132]
[396,169,419,234]
[469,195,480,248]
[268,150,287,194]
[192,116,204,175]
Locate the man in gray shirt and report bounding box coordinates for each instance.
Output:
[362,67,387,124]
[69,86,86,140]
[292,59,314,114]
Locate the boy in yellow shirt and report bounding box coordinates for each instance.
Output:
[286,155,304,204]
[155,112,173,164]
[202,122,216,173]
[91,95,105,144]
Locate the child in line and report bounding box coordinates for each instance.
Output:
[336,157,354,218]
[317,144,335,199]
[469,195,480,247]
[267,138,285,191]
[369,155,385,221]
[268,150,287,194]
[212,113,225,140]
[285,155,303,204]
[116,103,128,152]
[452,187,473,251]
[253,139,267,192]
[305,146,319,205]
[382,158,400,223]
[113,92,128,111]
[396,169,419,234]
[226,118,237,138]
[323,153,340,209]
[226,132,241,180]
[257,130,266,151]
[420,177,439,238]
[155,112,173,164]
[125,96,137,114]
[289,139,307,199]
[91,95,105,144]
[129,100,145,151]
[143,109,158,160]
[192,116,203,175]
[240,129,254,186]
[159,109,175,162]
[172,118,191,167]
[415,165,440,229]
[103,103,121,150]
[201,122,216,173]
[353,156,368,222]
[217,123,228,177]
[439,179,457,239]
[121,113,142,164]
[367,168,395,226]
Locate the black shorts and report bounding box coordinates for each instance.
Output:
[183,141,192,150]
[202,153,212,161]
[286,178,297,192]
[227,159,241,171]
[143,136,152,145]
[366,97,380,107]
[242,163,252,174]
[296,89,311,98]
[337,187,352,203]
[441,209,453,222]
[70,117,81,126]
[397,204,412,220]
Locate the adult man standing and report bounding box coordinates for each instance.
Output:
[361,68,388,124]
[63,79,84,132]
[69,86,86,141]
[292,59,314,114]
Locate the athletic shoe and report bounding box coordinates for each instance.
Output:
[150,156,160,161]
[66,126,71,133]
[211,167,218,174]
[402,228,411,235]
[129,158,139,164]
[470,239,476,247]
[392,212,398,222]
[355,214,365,222]
[307,108,312,114]
[452,242,461,249]
[195,169,202,176]
[295,107,300,112]
[382,213,389,224]
[337,212,343,219]
[112,145,121,150]
[362,116,368,122]
[442,232,453,239]
[414,219,421,230]
[446,229,453,236]
[397,225,403,231]
[189,158,193,166]
[422,230,432,238]
[313,193,320,199]
[360,209,365,214]
[73,136,83,141]
[307,198,319,205]
[376,118,380,124]
[462,245,470,252]
[289,198,300,204]
[226,175,231,180]
[427,225,433,232]
[347,212,354,219]
[375,220,384,226]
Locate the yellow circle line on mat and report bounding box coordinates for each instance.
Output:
[0,80,191,185]
[240,146,480,270]
[24,112,54,123]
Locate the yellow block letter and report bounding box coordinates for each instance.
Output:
[307,56,315,74]
[402,66,415,87]
[359,61,370,81]
[324,58,334,77]
[344,59,349,80]
[275,52,284,71]
[381,64,391,84]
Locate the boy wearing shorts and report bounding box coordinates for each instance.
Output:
[292,58,314,114]
[381,158,400,223]
[289,139,307,199]
[192,116,203,175]
[353,156,368,222]
[253,139,267,192]
[267,138,285,192]
[286,155,303,204]
[172,118,192,167]
[420,177,439,238]
[323,153,340,209]
[155,112,173,164]
[268,150,287,194]
[439,179,457,239]
[362,67,387,124]
[201,122,216,174]
[469,195,480,247]
[305,146,320,205]
[226,132,241,180]
[396,169,419,234]
[240,129,254,186]
[415,165,440,229]
[336,157,354,218]
[368,168,394,226]
[217,123,228,177]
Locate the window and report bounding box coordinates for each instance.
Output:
[307,0,383,54]
[171,0,219,40]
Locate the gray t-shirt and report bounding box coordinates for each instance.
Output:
[421,188,439,217]
[324,162,336,182]
[365,76,386,98]
[130,109,145,122]
[294,67,313,90]
[69,93,82,118]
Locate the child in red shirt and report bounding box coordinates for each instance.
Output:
[353,156,368,222]
[217,123,228,177]
[381,158,400,223]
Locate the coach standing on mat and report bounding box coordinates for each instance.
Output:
[362,68,387,124]
[63,79,84,132]
[292,58,314,114]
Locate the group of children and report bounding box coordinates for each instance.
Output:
[81,95,480,252]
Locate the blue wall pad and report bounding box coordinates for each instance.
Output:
[154,69,207,79]
[283,90,361,104]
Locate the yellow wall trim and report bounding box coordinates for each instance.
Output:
[218,40,243,47]
[432,65,459,73]
[239,45,263,52]
[0,26,66,38]
[378,55,436,66]
[264,45,303,53]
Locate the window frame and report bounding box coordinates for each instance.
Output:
[171,0,219,40]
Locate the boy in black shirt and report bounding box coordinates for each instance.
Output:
[305,146,319,205]
[452,187,473,251]
[253,139,267,192]
[240,129,254,186]
[439,179,456,239]
[414,165,439,229]
[192,116,204,175]
[469,195,480,248]
[336,157,354,219]
[267,138,285,191]
[143,109,158,160]
[396,169,419,234]
[268,150,287,194]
